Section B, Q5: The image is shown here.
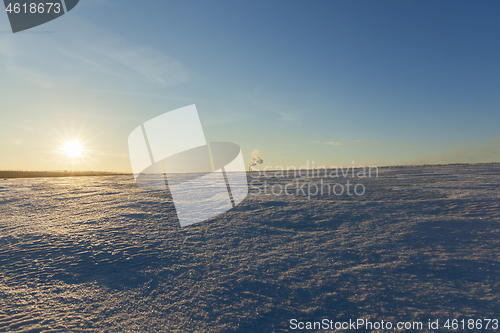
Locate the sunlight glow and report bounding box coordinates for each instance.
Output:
[61,140,83,157]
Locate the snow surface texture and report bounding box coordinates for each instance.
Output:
[0,164,499,332]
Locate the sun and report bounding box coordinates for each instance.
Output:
[61,140,83,157]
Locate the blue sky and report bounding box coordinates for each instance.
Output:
[0,0,499,172]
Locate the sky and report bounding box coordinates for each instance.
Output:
[0,0,499,172]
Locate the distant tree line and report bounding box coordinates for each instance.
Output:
[0,170,131,179]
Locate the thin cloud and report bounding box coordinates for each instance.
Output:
[354,139,379,144]
[277,111,300,122]
[488,138,500,142]
[97,45,188,88]
[312,141,344,146]
[0,17,189,90]
[0,122,35,131]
